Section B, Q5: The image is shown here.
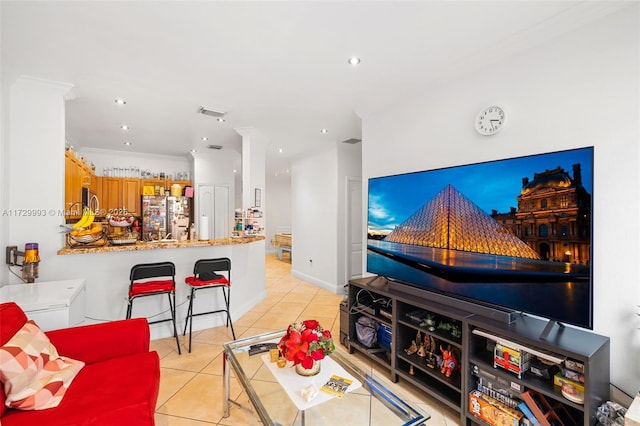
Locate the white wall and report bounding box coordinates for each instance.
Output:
[265,174,292,253]
[5,77,73,285]
[291,148,339,293]
[362,7,639,397]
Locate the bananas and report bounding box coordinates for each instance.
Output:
[70,223,102,237]
[72,207,95,229]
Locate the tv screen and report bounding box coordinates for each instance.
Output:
[367,147,593,329]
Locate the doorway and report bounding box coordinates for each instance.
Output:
[346,177,363,281]
[197,184,230,239]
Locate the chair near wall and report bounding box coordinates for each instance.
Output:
[183,257,236,353]
[126,261,181,354]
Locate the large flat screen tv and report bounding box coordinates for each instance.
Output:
[367,147,593,329]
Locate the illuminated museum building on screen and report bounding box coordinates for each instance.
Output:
[490,163,591,265]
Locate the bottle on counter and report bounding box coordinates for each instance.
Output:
[189,223,196,240]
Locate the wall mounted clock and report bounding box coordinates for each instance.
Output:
[475,105,507,135]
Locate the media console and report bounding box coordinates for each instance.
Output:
[344,276,610,426]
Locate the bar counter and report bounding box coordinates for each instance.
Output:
[57,235,265,255]
[51,235,266,341]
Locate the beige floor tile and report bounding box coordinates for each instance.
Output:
[264,301,308,318]
[150,336,183,359]
[234,310,265,328]
[217,391,262,425]
[300,303,339,318]
[154,413,215,425]
[157,367,198,407]
[190,324,239,345]
[160,341,223,373]
[257,312,297,330]
[279,291,316,304]
[240,326,284,338]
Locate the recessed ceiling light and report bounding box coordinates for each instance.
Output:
[190,149,197,153]
[320,129,328,134]
[278,148,284,153]
[123,141,131,146]
[348,57,361,66]
[121,125,129,130]
[217,118,226,123]
[201,136,208,141]
[114,98,127,105]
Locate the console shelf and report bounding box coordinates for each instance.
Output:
[343,276,610,426]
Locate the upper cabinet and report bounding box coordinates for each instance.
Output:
[64,151,95,219]
[98,177,141,216]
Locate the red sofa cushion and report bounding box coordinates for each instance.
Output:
[0,351,160,426]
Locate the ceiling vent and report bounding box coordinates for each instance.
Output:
[342,138,362,144]
[207,144,223,150]
[198,107,226,118]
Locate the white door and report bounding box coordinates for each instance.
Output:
[213,185,230,239]
[197,184,230,239]
[197,185,213,239]
[347,177,363,280]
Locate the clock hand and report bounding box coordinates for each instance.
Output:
[490,119,500,130]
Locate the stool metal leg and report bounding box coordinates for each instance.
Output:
[168,292,181,355]
[222,287,236,339]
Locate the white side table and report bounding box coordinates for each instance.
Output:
[0,279,86,331]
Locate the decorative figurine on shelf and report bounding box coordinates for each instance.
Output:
[440,345,458,378]
[415,330,427,357]
[424,335,439,369]
[420,313,436,332]
[405,330,422,356]
[437,321,462,339]
[404,339,418,355]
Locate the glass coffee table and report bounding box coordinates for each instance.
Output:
[222,330,429,425]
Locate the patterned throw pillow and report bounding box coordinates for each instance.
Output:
[0,320,85,410]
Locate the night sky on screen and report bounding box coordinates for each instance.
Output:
[367,147,593,235]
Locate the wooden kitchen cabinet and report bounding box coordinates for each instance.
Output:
[64,151,95,219]
[101,177,141,216]
[122,178,141,215]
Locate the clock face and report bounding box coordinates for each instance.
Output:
[475,106,506,135]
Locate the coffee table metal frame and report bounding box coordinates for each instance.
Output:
[222,330,429,425]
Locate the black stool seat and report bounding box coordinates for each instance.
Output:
[183,257,236,353]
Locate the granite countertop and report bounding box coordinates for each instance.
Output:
[57,235,265,255]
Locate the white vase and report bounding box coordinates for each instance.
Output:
[295,360,321,376]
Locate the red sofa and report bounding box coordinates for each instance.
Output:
[0,302,160,426]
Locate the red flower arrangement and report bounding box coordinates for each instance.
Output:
[278,320,335,369]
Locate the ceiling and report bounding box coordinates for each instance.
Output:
[1,1,629,177]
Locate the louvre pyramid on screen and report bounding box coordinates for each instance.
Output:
[384,184,540,259]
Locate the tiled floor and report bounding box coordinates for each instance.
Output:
[151,254,459,425]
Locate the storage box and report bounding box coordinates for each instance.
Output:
[377,323,392,350]
[468,390,524,426]
[494,342,533,378]
[554,372,585,393]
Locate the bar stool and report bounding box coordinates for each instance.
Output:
[183,257,235,353]
[126,261,181,354]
